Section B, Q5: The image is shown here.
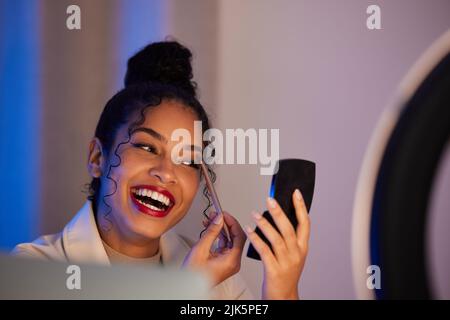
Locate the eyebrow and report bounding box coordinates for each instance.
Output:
[131,127,202,153]
[131,127,167,143]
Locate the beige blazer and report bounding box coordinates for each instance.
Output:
[12,201,254,300]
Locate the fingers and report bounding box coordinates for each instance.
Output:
[214,212,232,250]
[198,212,224,251]
[203,211,246,252]
[250,210,288,260]
[217,228,229,251]
[293,189,310,251]
[222,211,246,250]
[202,217,227,249]
[245,225,278,270]
[265,197,298,252]
[247,190,311,263]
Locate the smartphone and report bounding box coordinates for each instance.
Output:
[247,159,316,260]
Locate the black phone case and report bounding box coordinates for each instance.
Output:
[246,159,315,260]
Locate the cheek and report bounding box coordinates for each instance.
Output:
[178,169,201,203]
[104,153,145,197]
[116,149,152,177]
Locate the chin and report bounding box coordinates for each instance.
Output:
[128,215,169,239]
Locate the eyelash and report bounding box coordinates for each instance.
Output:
[132,143,158,155]
[132,143,200,170]
[183,161,200,170]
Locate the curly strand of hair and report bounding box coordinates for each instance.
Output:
[101,131,132,231]
[101,98,161,231]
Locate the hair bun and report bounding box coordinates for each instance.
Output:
[124,41,197,96]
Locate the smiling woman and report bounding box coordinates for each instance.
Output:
[11,40,311,301]
[11,41,252,299]
[89,98,207,254]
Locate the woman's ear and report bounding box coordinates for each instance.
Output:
[87,138,105,178]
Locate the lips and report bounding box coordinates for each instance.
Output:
[130,185,176,218]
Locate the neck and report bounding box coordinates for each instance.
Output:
[96,209,160,259]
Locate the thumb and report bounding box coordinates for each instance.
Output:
[198,212,224,250]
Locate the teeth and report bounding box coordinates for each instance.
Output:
[133,188,172,207]
[137,199,163,211]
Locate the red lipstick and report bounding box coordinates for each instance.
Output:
[130,185,175,218]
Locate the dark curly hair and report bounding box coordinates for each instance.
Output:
[87,41,215,232]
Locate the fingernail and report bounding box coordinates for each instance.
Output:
[245,225,254,233]
[251,210,263,220]
[267,197,277,209]
[294,189,302,201]
[213,213,223,225]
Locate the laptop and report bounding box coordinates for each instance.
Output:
[0,253,209,299]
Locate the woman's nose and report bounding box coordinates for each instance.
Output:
[149,158,177,185]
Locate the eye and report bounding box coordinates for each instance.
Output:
[180,159,200,170]
[132,143,158,154]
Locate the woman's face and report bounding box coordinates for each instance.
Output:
[95,100,202,241]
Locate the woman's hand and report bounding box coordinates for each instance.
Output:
[246,189,311,300]
[182,211,246,287]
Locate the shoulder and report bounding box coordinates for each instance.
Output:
[10,201,96,263]
[11,232,67,262]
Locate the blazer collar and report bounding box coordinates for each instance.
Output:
[62,201,190,267]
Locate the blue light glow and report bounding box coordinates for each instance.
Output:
[0,0,41,250]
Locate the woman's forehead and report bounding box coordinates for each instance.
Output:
[142,100,198,133]
[115,101,203,150]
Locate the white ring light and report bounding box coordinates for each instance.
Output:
[352,29,450,300]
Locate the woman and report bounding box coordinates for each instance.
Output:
[12,41,310,300]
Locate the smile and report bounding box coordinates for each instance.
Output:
[130,185,175,218]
